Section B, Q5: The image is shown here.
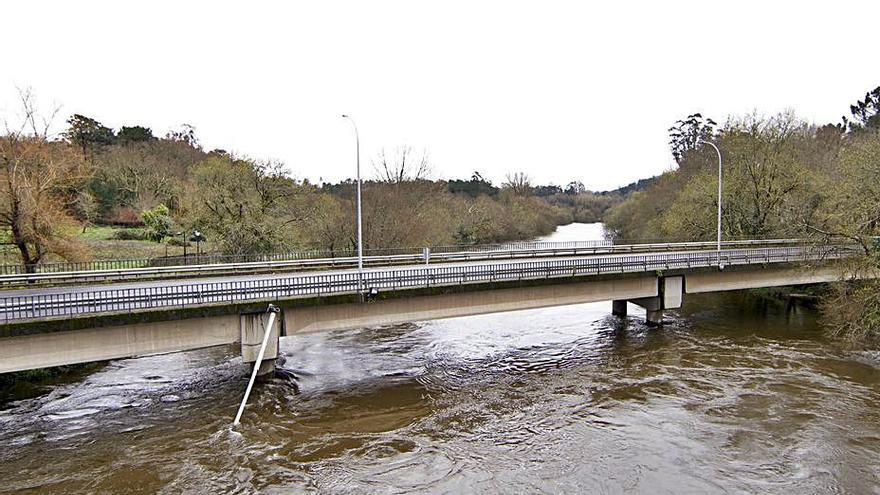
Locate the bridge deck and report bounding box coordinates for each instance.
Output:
[0,246,848,324]
[0,248,743,297]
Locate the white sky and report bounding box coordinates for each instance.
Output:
[2,1,879,190]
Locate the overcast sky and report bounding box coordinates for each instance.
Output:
[2,1,879,190]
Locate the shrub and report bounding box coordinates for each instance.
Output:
[141,204,173,242]
[110,229,150,241]
[165,238,190,247]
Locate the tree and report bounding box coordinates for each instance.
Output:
[63,114,115,156]
[74,190,100,233]
[187,156,311,254]
[534,184,563,196]
[844,86,880,132]
[94,137,206,213]
[502,172,533,196]
[668,113,718,163]
[141,204,173,242]
[447,171,498,197]
[814,133,880,346]
[374,146,430,183]
[0,90,91,272]
[166,124,199,148]
[117,125,155,144]
[565,181,586,195]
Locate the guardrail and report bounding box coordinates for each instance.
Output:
[0,238,807,275]
[0,245,851,323]
[0,239,808,287]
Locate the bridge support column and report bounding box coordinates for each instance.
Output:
[623,276,684,326]
[240,310,282,378]
[630,296,664,326]
[645,308,664,326]
[612,300,627,318]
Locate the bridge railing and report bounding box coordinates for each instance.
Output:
[0,238,808,275]
[0,238,811,287]
[0,245,854,323]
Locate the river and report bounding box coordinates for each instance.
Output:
[1,223,878,494]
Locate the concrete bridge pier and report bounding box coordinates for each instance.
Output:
[612,300,628,318]
[240,310,282,378]
[612,276,683,326]
[630,296,664,326]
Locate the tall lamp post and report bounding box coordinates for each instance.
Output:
[697,139,724,268]
[341,115,365,294]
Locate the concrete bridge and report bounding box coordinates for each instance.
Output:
[0,243,856,374]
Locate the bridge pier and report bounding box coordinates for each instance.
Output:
[630,296,664,326]
[646,308,664,326]
[612,300,628,318]
[240,310,282,378]
[612,276,683,326]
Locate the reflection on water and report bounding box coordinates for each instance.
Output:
[1,223,878,493]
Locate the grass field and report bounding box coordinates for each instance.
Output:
[0,226,215,265]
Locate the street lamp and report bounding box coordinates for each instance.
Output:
[341,114,365,294]
[697,139,724,268]
[190,230,206,257]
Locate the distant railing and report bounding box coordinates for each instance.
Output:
[0,239,810,287]
[0,245,853,323]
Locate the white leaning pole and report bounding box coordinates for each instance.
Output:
[233,305,279,426]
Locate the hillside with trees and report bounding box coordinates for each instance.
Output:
[604,86,880,346]
[0,90,641,270]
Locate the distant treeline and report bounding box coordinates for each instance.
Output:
[0,95,646,272]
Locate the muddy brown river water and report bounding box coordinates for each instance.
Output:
[1,224,878,494]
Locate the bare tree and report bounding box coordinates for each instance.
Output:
[0,89,91,271]
[374,146,431,183]
[503,172,533,196]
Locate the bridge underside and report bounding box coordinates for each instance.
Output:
[0,265,843,373]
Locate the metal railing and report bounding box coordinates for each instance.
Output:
[0,245,852,323]
[0,239,808,287]
[0,238,807,275]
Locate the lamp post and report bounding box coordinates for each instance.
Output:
[697,139,724,268]
[341,114,365,294]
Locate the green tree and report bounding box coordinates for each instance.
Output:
[187,156,310,254]
[63,114,115,156]
[142,204,173,242]
[74,190,100,233]
[844,86,880,132]
[668,113,718,164]
[447,171,499,197]
[116,126,155,144]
